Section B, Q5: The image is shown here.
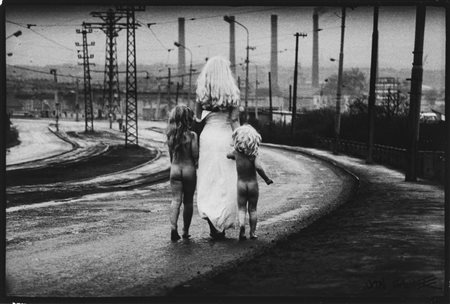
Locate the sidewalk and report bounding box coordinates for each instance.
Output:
[170,146,446,301]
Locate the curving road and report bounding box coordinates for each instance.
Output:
[7,119,74,166]
[6,119,170,207]
[6,144,356,297]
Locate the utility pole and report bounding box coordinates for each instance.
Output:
[75,78,80,122]
[269,71,273,123]
[76,24,95,133]
[88,9,126,130]
[188,62,193,108]
[291,32,307,142]
[405,5,426,181]
[244,45,256,122]
[228,16,236,75]
[178,17,186,86]
[50,69,59,132]
[333,7,346,155]
[175,82,180,105]
[255,65,259,120]
[153,84,161,120]
[224,16,252,122]
[289,84,292,111]
[312,8,320,88]
[270,14,278,91]
[174,41,193,108]
[117,5,145,147]
[367,6,379,164]
[167,67,172,111]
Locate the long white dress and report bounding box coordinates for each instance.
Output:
[196,111,238,231]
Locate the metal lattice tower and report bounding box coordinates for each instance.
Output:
[117,5,145,147]
[102,36,121,123]
[87,9,127,129]
[76,24,95,133]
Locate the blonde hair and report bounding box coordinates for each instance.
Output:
[232,124,262,158]
[166,105,194,156]
[196,56,240,109]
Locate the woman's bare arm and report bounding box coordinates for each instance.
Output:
[191,132,199,168]
[195,102,203,122]
[229,106,240,131]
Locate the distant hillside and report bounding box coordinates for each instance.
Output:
[6,63,445,94]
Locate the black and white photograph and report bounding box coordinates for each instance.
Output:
[2,0,448,302]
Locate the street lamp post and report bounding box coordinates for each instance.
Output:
[174,42,193,108]
[334,7,346,155]
[224,15,250,122]
[50,69,60,131]
[254,64,259,120]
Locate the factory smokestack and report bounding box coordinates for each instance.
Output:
[178,17,185,79]
[312,8,319,88]
[270,14,278,91]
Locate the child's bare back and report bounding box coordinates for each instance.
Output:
[227,125,273,241]
[170,131,198,183]
[166,105,198,242]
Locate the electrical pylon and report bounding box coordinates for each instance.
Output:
[117,5,145,147]
[87,9,127,129]
[102,37,121,123]
[76,23,95,133]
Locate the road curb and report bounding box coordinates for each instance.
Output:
[262,143,361,187]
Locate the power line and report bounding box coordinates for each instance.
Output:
[144,7,282,26]
[136,19,168,51]
[27,28,75,52]
[7,64,83,80]
[6,16,87,27]
[5,20,23,27]
[6,19,75,52]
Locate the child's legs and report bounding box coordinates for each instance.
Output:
[247,182,259,236]
[169,171,183,231]
[237,181,248,234]
[182,167,196,234]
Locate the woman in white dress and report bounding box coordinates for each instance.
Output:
[194,56,241,240]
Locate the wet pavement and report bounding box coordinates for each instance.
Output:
[170,144,445,301]
[6,119,443,300]
[6,119,170,207]
[7,119,73,166]
[5,143,355,297]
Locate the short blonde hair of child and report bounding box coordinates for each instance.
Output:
[196,56,240,109]
[232,124,262,158]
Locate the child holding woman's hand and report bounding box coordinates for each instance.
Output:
[166,105,199,241]
[227,125,273,241]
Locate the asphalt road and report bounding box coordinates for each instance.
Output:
[7,119,73,166]
[6,145,356,297]
[6,119,169,207]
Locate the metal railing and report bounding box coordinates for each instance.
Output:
[315,137,445,184]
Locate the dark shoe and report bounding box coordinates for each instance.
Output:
[210,230,225,240]
[207,218,225,240]
[171,230,181,242]
[239,234,247,241]
[182,234,191,239]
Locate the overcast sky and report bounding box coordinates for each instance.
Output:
[5,5,446,72]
